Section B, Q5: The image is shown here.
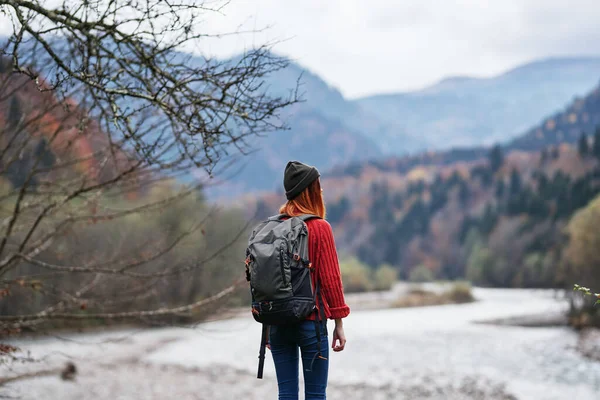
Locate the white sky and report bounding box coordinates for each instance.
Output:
[195,0,600,98]
[3,0,600,98]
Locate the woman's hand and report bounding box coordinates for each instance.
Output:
[332,319,346,352]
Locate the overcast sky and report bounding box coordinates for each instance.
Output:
[194,0,600,98]
[3,0,600,98]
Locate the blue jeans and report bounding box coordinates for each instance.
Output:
[269,320,329,400]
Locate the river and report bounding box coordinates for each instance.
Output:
[3,287,600,399]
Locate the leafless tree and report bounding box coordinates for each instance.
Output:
[0,0,297,336]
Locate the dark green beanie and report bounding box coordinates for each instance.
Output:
[283,161,320,200]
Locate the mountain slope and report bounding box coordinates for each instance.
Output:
[356,57,600,153]
[509,84,600,150]
[244,71,600,289]
[0,58,123,187]
[247,132,600,289]
[0,38,383,197]
[207,106,382,198]
[204,56,384,197]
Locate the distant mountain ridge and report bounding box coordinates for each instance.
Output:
[356,56,600,153]
[211,55,600,197]
[243,72,600,289]
[3,37,599,198]
[509,83,600,150]
[204,54,385,197]
[330,77,600,180]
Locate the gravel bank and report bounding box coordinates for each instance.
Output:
[3,358,518,400]
[578,328,600,362]
[1,322,518,400]
[3,287,596,400]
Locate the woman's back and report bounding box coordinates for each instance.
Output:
[265,160,349,400]
[304,218,350,321]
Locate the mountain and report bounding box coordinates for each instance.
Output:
[356,57,600,153]
[509,84,600,150]
[206,106,382,197]
[0,57,136,190]
[215,56,600,198]
[203,56,384,197]
[0,35,383,197]
[329,80,600,178]
[248,136,600,289]
[0,60,103,187]
[243,72,600,289]
[8,36,600,198]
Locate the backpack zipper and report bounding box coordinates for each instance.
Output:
[279,245,287,286]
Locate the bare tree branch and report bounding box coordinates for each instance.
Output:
[0,278,244,322]
[0,0,289,333]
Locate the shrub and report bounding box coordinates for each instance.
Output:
[444,281,475,303]
[372,264,398,291]
[409,265,434,283]
[392,282,474,308]
[339,257,372,293]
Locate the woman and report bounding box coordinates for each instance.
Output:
[269,160,350,400]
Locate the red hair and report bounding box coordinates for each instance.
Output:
[279,179,326,219]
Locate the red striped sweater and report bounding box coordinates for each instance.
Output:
[304,218,350,321]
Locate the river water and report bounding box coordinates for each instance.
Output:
[3,287,600,399]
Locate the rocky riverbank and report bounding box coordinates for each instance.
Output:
[2,316,517,400]
[2,351,518,400]
[3,287,599,400]
[578,328,600,362]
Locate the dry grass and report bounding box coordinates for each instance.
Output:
[392,282,475,308]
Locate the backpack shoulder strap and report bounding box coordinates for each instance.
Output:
[269,214,321,222]
[297,214,321,222]
[257,323,268,379]
[267,213,288,221]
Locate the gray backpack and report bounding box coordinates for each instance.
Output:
[245,214,326,378]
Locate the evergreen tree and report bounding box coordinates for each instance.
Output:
[7,96,22,128]
[509,168,522,195]
[393,193,404,209]
[578,132,590,157]
[539,148,548,166]
[536,173,549,197]
[448,171,462,187]
[593,127,600,160]
[488,145,504,173]
[473,166,493,188]
[327,196,350,224]
[0,57,8,73]
[479,204,498,235]
[458,182,470,206]
[33,138,55,169]
[495,179,505,198]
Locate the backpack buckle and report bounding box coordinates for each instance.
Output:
[244,256,252,282]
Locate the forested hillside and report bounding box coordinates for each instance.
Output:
[357,57,600,152]
[0,51,255,331]
[204,55,383,197]
[509,85,600,151]
[246,81,600,290]
[208,56,600,197]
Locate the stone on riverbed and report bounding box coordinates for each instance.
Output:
[3,361,518,400]
[578,328,600,362]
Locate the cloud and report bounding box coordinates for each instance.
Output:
[2,0,600,98]
[194,0,600,98]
